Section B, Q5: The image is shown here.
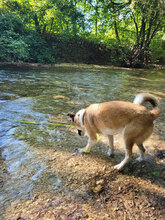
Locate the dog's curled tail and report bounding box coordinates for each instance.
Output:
[133,93,161,119]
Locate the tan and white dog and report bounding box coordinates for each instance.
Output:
[68,93,160,170]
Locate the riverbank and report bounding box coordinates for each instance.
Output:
[2,126,165,220]
[0,62,165,71]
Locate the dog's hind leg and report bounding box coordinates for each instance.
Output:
[107,135,114,157]
[136,143,145,162]
[135,126,153,162]
[114,139,133,170]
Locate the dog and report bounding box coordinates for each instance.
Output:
[68,93,160,170]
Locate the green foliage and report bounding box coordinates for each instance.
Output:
[0,12,23,33]
[24,31,55,63]
[150,34,165,64]
[0,13,55,63]
[0,14,29,62]
[50,33,110,64]
[0,0,164,66]
[0,30,29,62]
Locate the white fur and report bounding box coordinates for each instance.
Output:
[114,144,131,170]
[75,109,85,127]
[79,137,95,153]
[101,128,123,135]
[133,94,143,104]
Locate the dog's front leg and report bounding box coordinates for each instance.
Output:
[79,137,96,153]
[107,135,114,157]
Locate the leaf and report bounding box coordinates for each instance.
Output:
[152,171,160,176]
[91,185,103,193]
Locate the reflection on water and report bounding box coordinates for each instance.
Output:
[0,67,165,216]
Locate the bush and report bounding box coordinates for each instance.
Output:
[150,35,165,64]
[0,13,55,63]
[0,30,29,62]
[103,38,130,66]
[0,13,24,34]
[0,14,29,62]
[49,33,111,64]
[24,31,55,63]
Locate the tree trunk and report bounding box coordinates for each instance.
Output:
[114,18,121,44]
[34,14,41,33]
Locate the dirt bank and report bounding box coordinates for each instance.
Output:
[3,122,165,220]
[0,62,165,71]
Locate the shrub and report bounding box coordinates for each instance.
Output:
[0,13,55,63]
[23,31,55,63]
[0,30,29,62]
[0,14,29,62]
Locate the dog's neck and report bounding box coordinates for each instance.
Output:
[75,109,85,127]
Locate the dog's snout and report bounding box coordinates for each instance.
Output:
[78,130,82,136]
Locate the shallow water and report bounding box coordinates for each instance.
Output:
[0,66,165,217]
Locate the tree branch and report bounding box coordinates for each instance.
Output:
[114,18,121,44]
[147,21,161,47]
[131,11,139,39]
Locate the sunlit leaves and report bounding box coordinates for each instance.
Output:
[0,0,164,65]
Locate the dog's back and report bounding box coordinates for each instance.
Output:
[85,100,155,132]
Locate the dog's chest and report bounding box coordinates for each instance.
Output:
[100,127,123,135]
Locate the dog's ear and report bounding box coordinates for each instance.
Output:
[67,113,75,122]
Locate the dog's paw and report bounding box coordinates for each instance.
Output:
[78,148,84,153]
[136,156,144,162]
[78,148,91,153]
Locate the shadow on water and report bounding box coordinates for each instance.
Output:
[0,67,164,219]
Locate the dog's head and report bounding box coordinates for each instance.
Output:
[68,109,85,136]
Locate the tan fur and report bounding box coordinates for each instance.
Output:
[72,93,160,170]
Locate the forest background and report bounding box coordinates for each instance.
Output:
[0,0,165,67]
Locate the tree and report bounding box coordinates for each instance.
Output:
[129,0,165,66]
